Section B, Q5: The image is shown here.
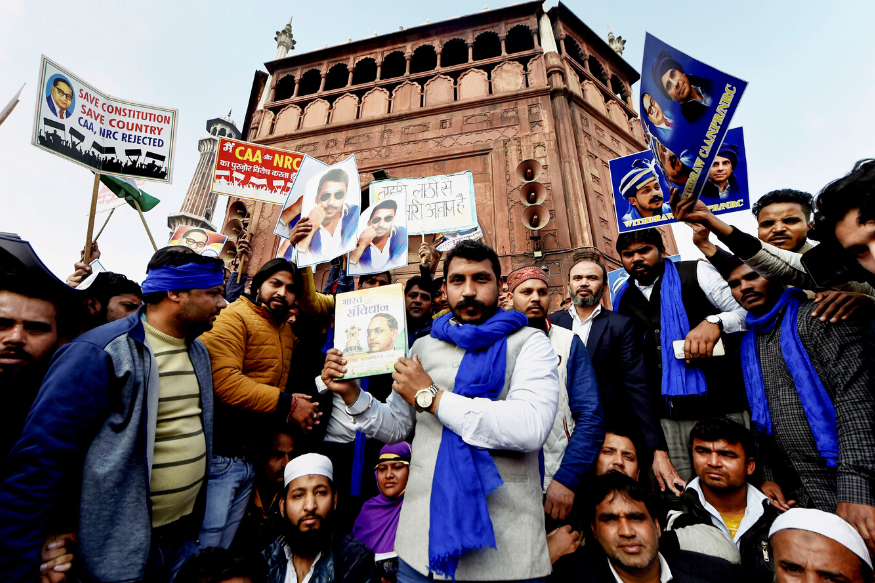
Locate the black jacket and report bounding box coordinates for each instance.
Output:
[674,488,777,583]
[263,530,376,583]
[550,307,665,451]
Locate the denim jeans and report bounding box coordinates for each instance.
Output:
[397,559,547,583]
[144,530,199,583]
[198,456,255,549]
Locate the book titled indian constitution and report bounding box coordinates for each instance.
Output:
[333,283,407,379]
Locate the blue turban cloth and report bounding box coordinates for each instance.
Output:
[141,262,225,294]
[619,159,658,198]
[716,143,739,168]
[651,50,684,100]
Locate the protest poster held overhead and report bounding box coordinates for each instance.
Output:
[333,284,407,379]
[294,155,362,268]
[349,185,408,276]
[32,56,178,183]
[369,171,477,235]
[212,137,306,206]
[639,34,747,202]
[610,127,749,232]
[168,225,228,257]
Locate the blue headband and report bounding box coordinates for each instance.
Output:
[141,262,225,294]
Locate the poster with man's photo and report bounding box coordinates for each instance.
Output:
[293,155,361,268]
[610,127,749,233]
[169,225,228,257]
[348,187,408,276]
[274,154,328,262]
[333,284,407,379]
[640,34,747,202]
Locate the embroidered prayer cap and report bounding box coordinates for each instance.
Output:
[651,50,685,100]
[768,508,872,570]
[619,159,659,198]
[375,442,412,469]
[506,266,548,293]
[715,143,739,168]
[284,453,334,488]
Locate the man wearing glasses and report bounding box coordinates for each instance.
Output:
[367,313,399,353]
[350,199,408,272]
[178,228,210,254]
[46,77,75,120]
[300,168,360,262]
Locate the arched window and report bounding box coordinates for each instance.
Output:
[588,56,610,87]
[441,38,468,67]
[611,75,630,102]
[505,25,534,54]
[410,44,437,74]
[324,63,350,91]
[381,51,406,79]
[297,69,322,97]
[564,37,587,69]
[352,58,378,85]
[274,75,296,101]
[472,31,501,60]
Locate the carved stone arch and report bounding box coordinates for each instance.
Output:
[381,50,407,79]
[581,79,605,111]
[256,110,276,138]
[297,68,322,96]
[301,99,330,128]
[391,81,421,113]
[492,61,525,93]
[324,63,350,91]
[457,68,489,100]
[505,24,534,53]
[527,54,547,86]
[361,87,390,118]
[331,93,359,124]
[472,30,501,60]
[410,44,438,74]
[352,57,378,85]
[423,74,455,106]
[441,38,468,67]
[564,37,587,70]
[272,105,301,135]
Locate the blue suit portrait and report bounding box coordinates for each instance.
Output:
[45,94,74,120]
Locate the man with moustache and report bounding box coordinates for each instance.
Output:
[652,51,713,123]
[507,266,603,525]
[722,257,875,554]
[367,313,399,353]
[620,159,672,222]
[262,454,375,583]
[199,258,320,550]
[550,260,678,494]
[404,276,433,344]
[350,199,408,272]
[0,247,227,583]
[299,169,360,262]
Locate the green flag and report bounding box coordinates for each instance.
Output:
[99,174,161,212]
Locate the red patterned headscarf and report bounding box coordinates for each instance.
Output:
[506,266,547,293]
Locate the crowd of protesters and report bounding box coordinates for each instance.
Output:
[2,159,875,583]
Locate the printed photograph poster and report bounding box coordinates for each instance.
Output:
[274,155,328,263]
[640,34,747,202]
[607,255,681,304]
[348,187,408,277]
[32,56,178,183]
[369,171,477,235]
[213,137,305,206]
[611,127,750,233]
[169,225,228,257]
[295,155,362,268]
[334,283,407,379]
[435,226,484,253]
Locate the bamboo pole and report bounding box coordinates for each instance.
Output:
[93,207,115,243]
[83,173,101,264]
[131,197,157,251]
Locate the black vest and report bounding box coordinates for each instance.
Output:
[618,261,747,420]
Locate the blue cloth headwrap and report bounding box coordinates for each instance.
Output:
[741,288,838,467]
[613,260,708,397]
[427,309,527,580]
[141,262,225,294]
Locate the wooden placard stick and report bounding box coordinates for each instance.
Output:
[83,173,100,264]
[131,198,157,251]
[93,207,115,243]
[237,218,253,283]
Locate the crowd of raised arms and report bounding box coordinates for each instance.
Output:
[2,159,875,583]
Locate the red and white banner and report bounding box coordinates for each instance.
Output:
[212,137,305,205]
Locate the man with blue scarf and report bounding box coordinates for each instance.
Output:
[613,229,748,488]
[321,240,560,583]
[0,247,227,583]
[722,257,875,553]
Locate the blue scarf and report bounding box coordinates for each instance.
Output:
[141,262,225,293]
[427,309,527,579]
[741,288,838,467]
[613,260,708,397]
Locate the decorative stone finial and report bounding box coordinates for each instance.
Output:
[274,17,295,59]
[607,25,626,56]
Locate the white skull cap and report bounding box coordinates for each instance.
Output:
[769,508,871,570]
[283,453,334,488]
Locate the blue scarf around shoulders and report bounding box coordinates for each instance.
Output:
[427,309,528,579]
[741,288,838,467]
[612,259,707,397]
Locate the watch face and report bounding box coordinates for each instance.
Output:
[415,391,432,409]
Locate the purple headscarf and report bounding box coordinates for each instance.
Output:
[351,442,411,554]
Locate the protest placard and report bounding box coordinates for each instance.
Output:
[369,171,477,235]
[349,186,408,276]
[334,284,407,379]
[32,56,178,183]
[639,34,747,202]
[212,137,306,206]
[435,226,484,253]
[169,225,228,257]
[294,155,362,268]
[610,127,749,233]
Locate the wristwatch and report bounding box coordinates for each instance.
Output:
[413,384,440,413]
[705,315,724,331]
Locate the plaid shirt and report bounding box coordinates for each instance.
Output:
[752,301,875,510]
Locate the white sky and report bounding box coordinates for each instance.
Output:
[1,0,873,282]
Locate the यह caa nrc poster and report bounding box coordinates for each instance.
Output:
[369,171,477,235]
[334,284,407,379]
[213,137,306,206]
[32,56,177,183]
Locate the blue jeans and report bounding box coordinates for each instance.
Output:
[199,456,255,549]
[397,559,547,583]
[144,531,199,583]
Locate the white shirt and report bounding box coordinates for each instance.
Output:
[318,387,357,443]
[282,547,322,583]
[568,304,602,346]
[302,205,349,260]
[607,552,672,583]
[368,239,392,270]
[632,261,747,334]
[686,477,770,546]
[345,332,560,452]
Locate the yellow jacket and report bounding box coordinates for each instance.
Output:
[201,296,296,414]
